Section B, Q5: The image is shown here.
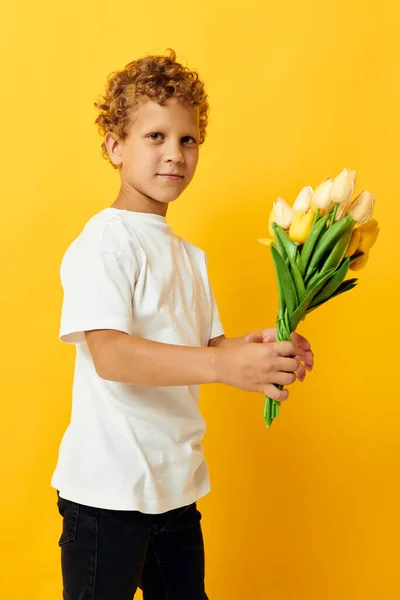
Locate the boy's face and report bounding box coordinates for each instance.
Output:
[106,98,200,214]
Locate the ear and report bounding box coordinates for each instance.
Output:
[104,132,123,166]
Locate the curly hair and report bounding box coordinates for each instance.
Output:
[94,49,209,168]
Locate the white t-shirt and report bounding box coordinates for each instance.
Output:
[51,208,224,513]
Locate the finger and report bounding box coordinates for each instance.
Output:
[265,384,289,402]
[261,328,277,343]
[294,346,314,370]
[296,362,306,382]
[276,356,300,373]
[290,333,314,369]
[274,341,299,357]
[245,332,263,344]
[273,371,297,386]
[290,331,311,350]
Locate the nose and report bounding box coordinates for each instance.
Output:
[163,141,184,164]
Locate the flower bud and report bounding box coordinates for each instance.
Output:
[288,210,314,244]
[312,177,334,210]
[273,197,294,230]
[293,186,313,213]
[348,190,376,224]
[349,252,369,271]
[357,219,379,252]
[331,168,357,204]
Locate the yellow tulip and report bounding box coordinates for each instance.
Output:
[344,227,361,257]
[348,190,376,224]
[293,186,313,213]
[268,208,275,237]
[312,176,334,210]
[273,197,294,230]
[331,168,357,204]
[288,210,314,244]
[349,252,369,271]
[257,238,274,247]
[356,219,379,252]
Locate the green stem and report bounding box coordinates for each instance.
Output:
[312,208,320,228]
[329,203,338,228]
[264,317,291,428]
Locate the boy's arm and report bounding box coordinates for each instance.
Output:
[208,334,247,348]
[85,329,223,386]
[85,328,302,401]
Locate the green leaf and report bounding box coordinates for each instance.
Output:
[272,222,297,263]
[273,224,305,299]
[330,278,358,299]
[271,244,286,314]
[296,251,304,276]
[271,222,288,261]
[306,278,358,313]
[300,212,330,273]
[309,257,351,308]
[270,243,298,315]
[305,216,354,279]
[289,268,335,330]
[320,224,353,273]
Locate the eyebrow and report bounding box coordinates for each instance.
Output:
[143,126,197,135]
[141,123,198,132]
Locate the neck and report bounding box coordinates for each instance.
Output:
[111,179,168,217]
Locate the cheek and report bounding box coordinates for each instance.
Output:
[186,151,199,173]
[123,146,157,178]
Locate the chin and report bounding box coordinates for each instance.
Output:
[153,193,180,204]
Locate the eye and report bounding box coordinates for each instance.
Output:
[148,133,164,141]
[182,136,196,144]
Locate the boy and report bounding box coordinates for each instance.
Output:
[51,49,314,600]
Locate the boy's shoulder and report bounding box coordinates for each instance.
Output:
[177,236,208,263]
[61,208,141,267]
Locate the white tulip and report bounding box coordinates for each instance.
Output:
[273,197,294,230]
[348,190,376,224]
[293,186,313,213]
[312,177,334,210]
[331,168,357,204]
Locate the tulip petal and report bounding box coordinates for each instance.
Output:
[293,186,313,212]
[331,168,356,204]
[312,178,334,210]
[349,252,369,271]
[348,190,376,224]
[257,237,274,246]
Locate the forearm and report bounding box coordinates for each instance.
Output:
[99,332,222,386]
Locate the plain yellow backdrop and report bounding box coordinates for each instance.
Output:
[1,1,399,598]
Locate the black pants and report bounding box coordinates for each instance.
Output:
[56,491,209,599]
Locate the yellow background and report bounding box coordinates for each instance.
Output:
[1,1,399,598]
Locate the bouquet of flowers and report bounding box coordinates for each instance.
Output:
[258,168,379,428]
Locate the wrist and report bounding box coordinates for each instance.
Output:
[209,346,225,384]
[214,335,246,349]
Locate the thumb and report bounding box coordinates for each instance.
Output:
[244,328,277,344]
[244,330,264,344]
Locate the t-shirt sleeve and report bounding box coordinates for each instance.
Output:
[59,248,139,344]
[203,252,224,341]
[209,283,224,340]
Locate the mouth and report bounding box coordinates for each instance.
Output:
[157,174,184,181]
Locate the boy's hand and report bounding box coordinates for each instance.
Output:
[216,339,302,401]
[243,328,314,382]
